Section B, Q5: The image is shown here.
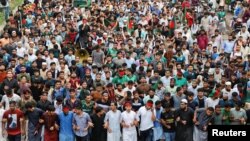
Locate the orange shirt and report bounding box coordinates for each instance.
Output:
[0,71,7,83]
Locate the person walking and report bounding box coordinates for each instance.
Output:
[2,101,25,141]
[58,106,75,141]
[174,99,194,141]
[104,102,121,141]
[73,106,93,141]
[121,102,139,141]
[24,102,44,141]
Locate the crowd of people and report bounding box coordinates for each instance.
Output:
[0,0,250,141]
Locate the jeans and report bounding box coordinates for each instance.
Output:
[164,132,175,141]
[140,128,154,141]
[8,134,21,141]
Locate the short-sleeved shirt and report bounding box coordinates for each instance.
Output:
[3,109,24,135]
[73,112,91,137]
[1,94,21,110]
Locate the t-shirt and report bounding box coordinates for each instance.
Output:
[161,111,175,132]
[1,94,21,110]
[3,109,24,135]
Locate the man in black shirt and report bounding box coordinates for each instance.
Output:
[174,99,194,141]
[37,91,51,111]
[91,106,107,141]
[161,103,175,141]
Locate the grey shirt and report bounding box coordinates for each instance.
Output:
[91,50,104,68]
[73,112,91,137]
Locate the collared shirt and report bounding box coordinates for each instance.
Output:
[223,40,235,53]
[73,112,91,137]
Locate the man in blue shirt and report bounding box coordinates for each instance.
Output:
[222,35,235,60]
[73,106,93,141]
[58,106,74,141]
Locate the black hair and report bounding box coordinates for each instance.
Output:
[25,102,34,109]
[95,106,103,113]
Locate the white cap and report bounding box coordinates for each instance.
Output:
[181,99,188,104]
[42,62,47,65]
[225,81,232,85]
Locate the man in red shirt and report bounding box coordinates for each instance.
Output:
[2,101,25,141]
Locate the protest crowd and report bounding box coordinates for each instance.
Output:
[1,0,250,141]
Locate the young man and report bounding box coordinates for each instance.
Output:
[24,102,44,141]
[193,107,215,141]
[161,103,175,141]
[0,102,6,140]
[40,105,59,141]
[91,106,106,141]
[121,102,139,141]
[137,100,156,141]
[58,106,74,141]
[2,101,25,141]
[73,106,93,141]
[1,86,21,110]
[104,102,121,141]
[174,99,194,141]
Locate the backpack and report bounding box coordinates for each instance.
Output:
[0,0,6,6]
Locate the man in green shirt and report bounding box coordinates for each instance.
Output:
[222,103,231,125]
[112,70,128,85]
[107,42,118,58]
[125,68,137,83]
[175,71,187,87]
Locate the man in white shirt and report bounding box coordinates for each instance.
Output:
[46,51,59,69]
[160,70,172,87]
[104,102,121,141]
[236,25,250,41]
[16,43,26,57]
[137,100,156,141]
[1,87,21,110]
[205,90,220,108]
[221,81,233,100]
[0,102,6,141]
[188,80,201,98]
[121,102,139,141]
[27,48,37,62]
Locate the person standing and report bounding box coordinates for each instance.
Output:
[0,103,6,141]
[174,99,194,141]
[104,102,121,141]
[137,100,156,141]
[161,103,175,141]
[91,106,107,141]
[121,102,139,141]
[72,106,93,141]
[193,107,215,141]
[24,102,44,141]
[230,102,247,125]
[2,101,25,141]
[58,106,75,141]
[153,101,164,141]
[1,86,21,110]
[40,105,59,141]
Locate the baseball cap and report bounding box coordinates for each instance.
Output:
[181,99,188,104]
